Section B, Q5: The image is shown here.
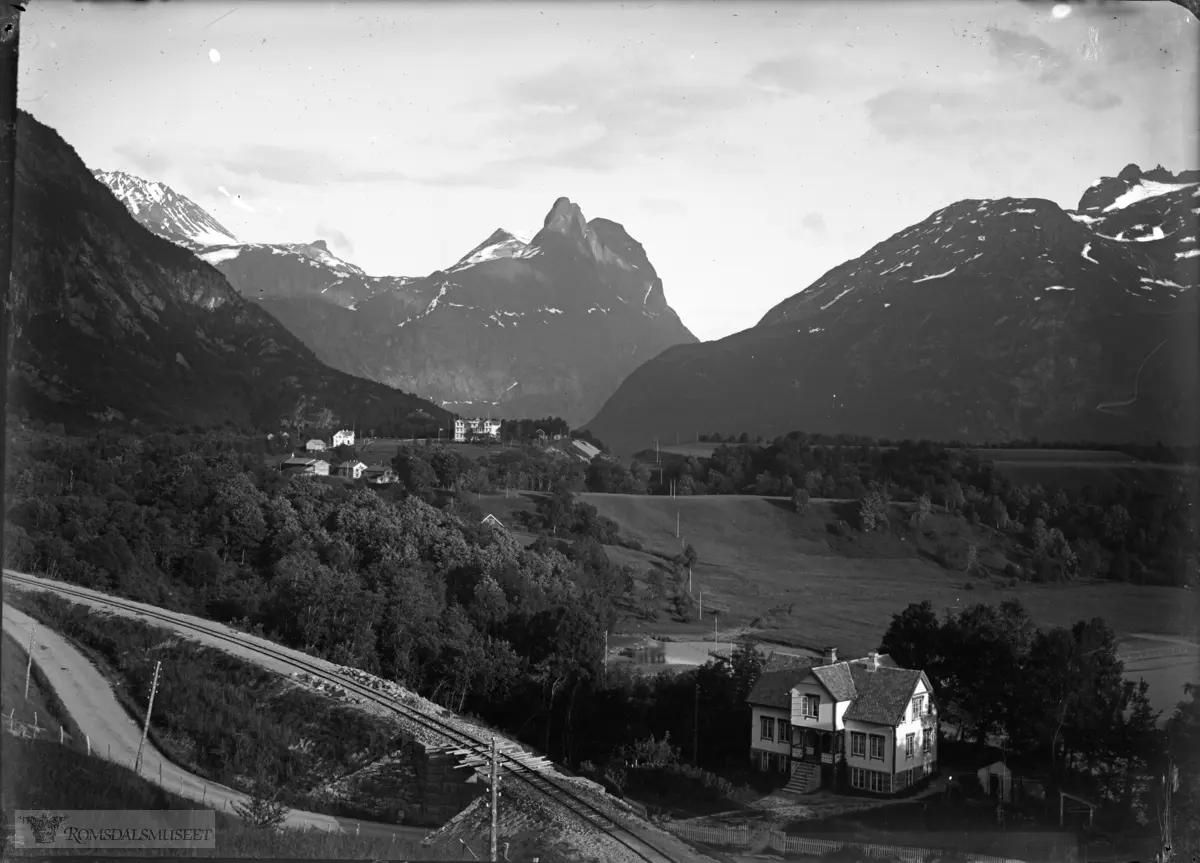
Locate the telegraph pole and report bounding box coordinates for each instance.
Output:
[134,661,162,774]
[23,629,35,700]
[489,737,499,862]
[693,684,700,767]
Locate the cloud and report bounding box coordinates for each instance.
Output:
[412,58,773,188]
[986,26,1071,84]
[800,212,828,234]
[864,87,985,143]
[640,197,686,216]
[317,223,355,256]
[984,25,1122,111]
[116,142,413,189]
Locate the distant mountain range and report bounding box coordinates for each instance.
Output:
[10,111,453,435]
[585,164,1200,454]
[96,172,697,426]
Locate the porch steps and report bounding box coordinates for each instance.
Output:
[784,761,821,795]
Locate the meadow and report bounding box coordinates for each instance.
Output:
[475,491,1197,694]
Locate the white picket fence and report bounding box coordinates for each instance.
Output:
[664,820,750,847]
[767,831,1029,863]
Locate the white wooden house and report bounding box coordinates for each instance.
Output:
[748,648,939,796]
[332,429,355,447]
[305,439,327,452]
[334,460,368,479]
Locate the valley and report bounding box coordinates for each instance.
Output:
[7,3,1200,860]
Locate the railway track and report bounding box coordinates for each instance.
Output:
[3,571,691,863]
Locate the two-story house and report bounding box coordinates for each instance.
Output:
[332,429,355,447]
[334,460,368,480]
[748,648,939,796]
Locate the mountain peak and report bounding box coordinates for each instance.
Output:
[541,197,589,241]
[93,167,238,247]
[311,239,329,251]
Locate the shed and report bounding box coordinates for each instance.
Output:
[977,760,1014,802]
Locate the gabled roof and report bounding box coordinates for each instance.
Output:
[337,460,366,468]
[762,651,821,672]
[282,457,316,466]
[842,664,924,726]
[363,464,392,473]
[810,663,857,701]
[747,665,817,709]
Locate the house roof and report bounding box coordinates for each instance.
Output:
[337,460,366,468]
[810,663,857,701]
[363,464,391,473]
[282,457,316,466]
[747,666,817,710]
[762,651,821,672]
[842,664,924,726]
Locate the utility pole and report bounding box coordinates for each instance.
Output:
[23,629,35,700]
[134,661,162,774]
[603,631,608,685]
[676,511,680,537]
[693,684,700,767]
[713,612,718,651]
[698,591,702,619]
[490,737,499,863]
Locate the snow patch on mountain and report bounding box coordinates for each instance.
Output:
[199,247,244,266]
[94,169,238,247]
[912,267,957,283]
[1081,244,1099,264]
[1103,180,1200,213]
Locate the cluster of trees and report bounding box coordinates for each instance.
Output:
[2,432,711,771]
[649,435,1193,586]
[879,599,1176,829]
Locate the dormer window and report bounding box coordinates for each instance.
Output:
[911,695,924,722]
[801,694,820,719]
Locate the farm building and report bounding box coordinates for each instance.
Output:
[332,429,355,447]
[281,457,330,476]
[334,460,368,479]
[480,513,506,530]
[364,465,397,485]
[748,648,938,796]
[305,439,327,452]
[977,760,1014,802]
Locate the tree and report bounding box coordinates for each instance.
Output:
[879,601,944,683]
[233,771,290,830]
[964,543,979,574]
[910,493,932,527]
[858,488,890,532]
[792,488,810,514]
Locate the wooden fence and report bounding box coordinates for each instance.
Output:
[767,831,1036,863]
[663,821,750,848]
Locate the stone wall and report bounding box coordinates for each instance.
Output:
[316,734,485,827]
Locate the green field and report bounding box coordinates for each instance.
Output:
[475,492,1197,665]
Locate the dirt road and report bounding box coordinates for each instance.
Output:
[1,601,428,843]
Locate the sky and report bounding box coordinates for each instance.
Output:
[17,0,1199,341]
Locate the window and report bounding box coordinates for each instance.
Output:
[801,694,820,719]
[922,728,932,753]
[911,695,924,722]
[779,723,792,744]
[868,771,889,793]
[905,733,916,760]
[850,767,866,789]
[778,755,790,774]
[760,716,775,741]
[869,734,885,760]
[850,732,866,757]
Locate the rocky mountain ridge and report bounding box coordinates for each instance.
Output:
[585,165,1199,454]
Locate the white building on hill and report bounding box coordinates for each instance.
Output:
[454,418,502,441]
[332,429,355,447]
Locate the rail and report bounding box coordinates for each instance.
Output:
[3,571,689,863]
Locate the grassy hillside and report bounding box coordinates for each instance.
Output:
[476,491,1197,660]
[0,737,447,859]
[1,631,80,744]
